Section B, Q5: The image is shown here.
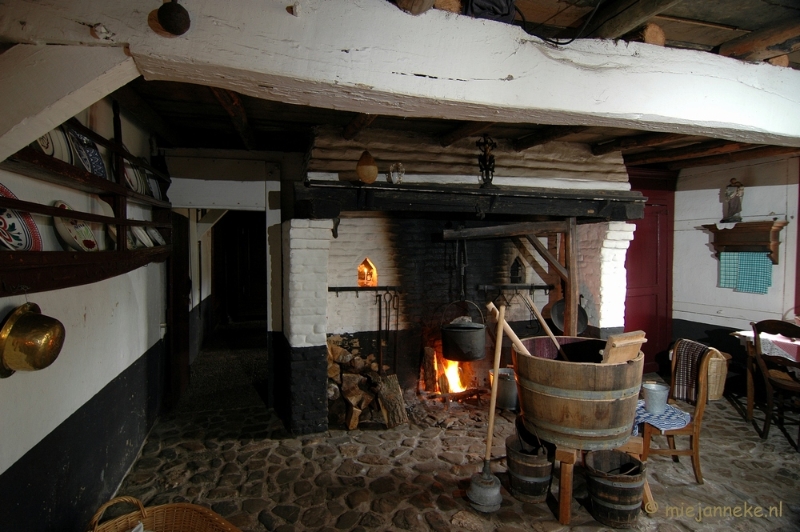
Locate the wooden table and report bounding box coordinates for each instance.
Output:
[732,330,800,420]
[553,437,655,525]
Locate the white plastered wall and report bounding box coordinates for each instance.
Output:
[673,156,800,331]
[0,99,165,475]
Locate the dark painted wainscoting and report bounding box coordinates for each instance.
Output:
[0,340,166,532]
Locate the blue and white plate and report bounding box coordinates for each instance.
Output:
[66,127,108,179]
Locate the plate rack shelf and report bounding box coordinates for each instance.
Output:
[0,103,172,297]
[701,220,788,265]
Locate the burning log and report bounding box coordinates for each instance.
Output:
[423,347,437,392]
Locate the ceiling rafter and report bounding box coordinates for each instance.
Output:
[513,126,589,152]
[440,121,496,147]
[624,139,756,166]
[718,18,800,61]
[583,0,684,39]
[592,132,687,155]
[208,87,257,151]
[111,85,183,148]
[666,145,800,170]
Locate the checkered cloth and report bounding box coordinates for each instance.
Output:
[734,252,772,294]
[633,400,691,435]
[719,252,738,288]
[672,339,709,404]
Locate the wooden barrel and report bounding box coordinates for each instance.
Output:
[512,336,643,450]
[505,435,552,503]
[584,450,645,528]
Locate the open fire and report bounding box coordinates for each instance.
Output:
[439,358,466,393]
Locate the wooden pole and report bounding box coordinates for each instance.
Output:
[486,302,531,357]
[520,293,569,361]
[485,304,505,463]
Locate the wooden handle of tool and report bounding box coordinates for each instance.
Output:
[486,302,532,357]
[520,293,569,361]
[486,304,505,462]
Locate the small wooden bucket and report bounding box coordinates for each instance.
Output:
[505,435,552,503]
[584,450,645,528]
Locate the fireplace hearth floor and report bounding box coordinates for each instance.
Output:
[112,330,800,531]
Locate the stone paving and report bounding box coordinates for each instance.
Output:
[112,326,800,532]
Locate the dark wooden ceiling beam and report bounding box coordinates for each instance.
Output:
[666,145,800,170]
[111,85,183,147]
[624,140,756,166]
[443,221,570,240]
[583,0,684,39]
[718,19,800,61]
[513,126,589,152]
[209,87,257,150]
[440,121,496,147]
[592,132,686,155]
[342,113,377,140]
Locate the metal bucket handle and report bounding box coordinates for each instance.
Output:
[440,299,485,328]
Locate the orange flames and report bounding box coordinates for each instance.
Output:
[440,358,466,393]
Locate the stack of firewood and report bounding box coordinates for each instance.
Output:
[327,340,408,430]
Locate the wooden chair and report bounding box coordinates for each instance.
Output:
[751,320,800,451]
[642,339,716,484]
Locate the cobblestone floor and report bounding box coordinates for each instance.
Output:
[114,325,800,531]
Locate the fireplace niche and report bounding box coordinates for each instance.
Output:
[278,181,643,434]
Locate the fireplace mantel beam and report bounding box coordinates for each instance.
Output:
[294,181,645,221]
[442,221,569,240]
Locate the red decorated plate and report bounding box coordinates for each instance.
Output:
[53,201,99,252]
[0,183,43,251]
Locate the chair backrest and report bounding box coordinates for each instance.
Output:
[750,320,800,376]
[670,339,716,424]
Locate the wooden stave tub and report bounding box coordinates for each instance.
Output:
[512,336,643,451]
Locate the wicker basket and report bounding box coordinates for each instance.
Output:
[707,351,732,401]
[88,496,241,532]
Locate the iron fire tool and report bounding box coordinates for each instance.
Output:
[467,304,506,513]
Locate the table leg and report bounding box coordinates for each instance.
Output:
[746,342,755,421]
[555,447,578,525]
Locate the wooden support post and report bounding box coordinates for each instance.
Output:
[555,446,579,525]
[564,217,579,336]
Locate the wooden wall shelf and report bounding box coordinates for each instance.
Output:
[701,220,788,264]
[0,104,172,297]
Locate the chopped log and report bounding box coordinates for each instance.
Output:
[327,382,341,401]
[423,347,437,392]
[377,374,409,428]
[329,344,353,364]
[621,22,666,46]
[328,361,341,382]
[434,0,462,14]
[346,404,362,430]
[396,0,436,16]
[438,373,450,395]
[341,373,363,394]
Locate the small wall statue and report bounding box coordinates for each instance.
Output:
[721,178,744,223]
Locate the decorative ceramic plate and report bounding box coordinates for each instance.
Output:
[97,199,117,243]
[131,226,154,248]
[126,228,138,249]
[34,127,73,164]
[53,201,99,252]
[0,183,43,251]
[66,127,108,179]
[145,226,166,246]
[113,145,147,194]
[146,172,162,200]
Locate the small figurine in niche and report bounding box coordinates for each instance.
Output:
[721,178,744,223]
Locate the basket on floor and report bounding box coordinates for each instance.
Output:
[88,496,241,532]
[708,351,732,401]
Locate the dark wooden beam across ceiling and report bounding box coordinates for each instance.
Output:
[209,87,257,150]
[583,0,684,39]
[111,85,183,147]
[624,139,756,166]
[667,145,800,170]
[718,18,800,61]
[440,121,496,147]
[513,126,589,152]
[592,132,687,155]
[342,113,377,140]
[294,181,645,221]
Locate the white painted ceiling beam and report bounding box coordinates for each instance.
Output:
[2,1,800,147]
[197,209,228,239]
[0,44,139,161]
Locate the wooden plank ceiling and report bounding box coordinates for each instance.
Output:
[115,0,800,175]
